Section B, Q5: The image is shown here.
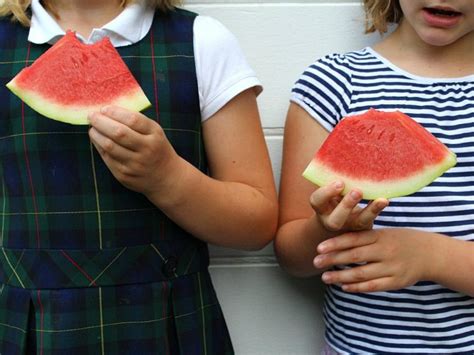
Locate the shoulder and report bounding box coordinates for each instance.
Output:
[301,48,373,81]
[0,17,22,31]
[154,11,239,54]
[192,15,260,121]
[193,15,248,78]
[0,18,29,50]
[170,7,199,18]
[290,49,372,130]
[291,49,370,101]
[158,7,199,20]
[193,15,239,51]
[152,8,199,34]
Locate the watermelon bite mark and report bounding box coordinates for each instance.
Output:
[6,31,151,125]
[303,109,457,199]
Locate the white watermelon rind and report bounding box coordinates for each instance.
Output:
[6,78,152,125]
[302,152,457,200]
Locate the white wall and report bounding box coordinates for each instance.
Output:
[184,1,383,354]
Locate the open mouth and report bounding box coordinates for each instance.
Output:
[423,7,462,17]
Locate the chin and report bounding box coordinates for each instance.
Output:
[418,31,462,47]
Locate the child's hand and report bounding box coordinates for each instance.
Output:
[314,228,437,292]
[310,181,388,234]
[87,105,180,195]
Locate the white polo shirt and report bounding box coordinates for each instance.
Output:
[28,0,262,121]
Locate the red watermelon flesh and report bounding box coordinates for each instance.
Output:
[303,109,457,199]
[6,31,151,125]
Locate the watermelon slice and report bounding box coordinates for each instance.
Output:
[303,109,457,199]
[6,31,151,125]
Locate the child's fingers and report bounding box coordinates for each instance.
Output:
[320,262,389,286]
[314,242,377,269]
[89,126,135,164]
[310,181,344,215]
[353,198,389,230]
[100,105,153,135]
[329,196,343,211]
[341,277,395,293]
[88,111,142,151]
[317,231,377,254]
[322,189,362,231]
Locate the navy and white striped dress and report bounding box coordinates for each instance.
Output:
[291,47,474,354]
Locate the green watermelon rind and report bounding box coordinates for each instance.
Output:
[302,151,457,200]
[6,78,152,125]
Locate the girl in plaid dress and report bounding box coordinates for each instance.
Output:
[0,0,278,354]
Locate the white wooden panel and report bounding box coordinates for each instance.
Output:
[266,131,284,188]
[209,266,326,355]
[186,3,382,128]
[209,242,275,258]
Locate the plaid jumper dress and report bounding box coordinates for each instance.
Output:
[0,9,234,354]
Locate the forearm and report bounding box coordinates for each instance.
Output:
[146,156,278,251]
[429,234,474,297]
[274,215,336,277]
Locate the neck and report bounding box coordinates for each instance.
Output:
[374,20,474,78]
[398,18,474,59]
[46,0,125,38]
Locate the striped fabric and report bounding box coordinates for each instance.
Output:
[0,8,233,354]
[291,47,474,354]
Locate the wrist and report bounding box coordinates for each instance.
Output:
[145,154,194,209]
[421,232,451,283]
[306,214,338,251]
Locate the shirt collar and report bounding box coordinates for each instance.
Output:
[28,0,155,47]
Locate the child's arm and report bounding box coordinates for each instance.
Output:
[274,103,387,277]
[314,228,474,297]
[87,88,278,251]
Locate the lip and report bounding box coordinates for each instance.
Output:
[422,7,463,28]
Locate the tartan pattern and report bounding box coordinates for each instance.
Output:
[0,271,233,354]
[0,240,208,289]
[0,9,207,250]
[0,8,233,354]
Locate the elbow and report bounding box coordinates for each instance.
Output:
[241,203,279,251]
[279,262,321,279]
[273,230,321,278]
[274,251,319,278]
[249,212,279,251]
[273,236,296,275]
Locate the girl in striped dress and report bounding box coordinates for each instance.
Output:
[275,0,474,353]
[0,0,278,353]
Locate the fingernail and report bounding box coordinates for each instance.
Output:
[100,106,109,114]
[333,181,343,189]
[318,243,327,253]
[322,272,331,282]
[377,201,387,209]
[314,255,323,266]
[350,190,361,200]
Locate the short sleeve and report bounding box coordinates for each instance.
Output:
[194,16,262,122]
[291,53,353,131]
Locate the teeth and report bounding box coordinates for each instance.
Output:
[427,8,460,16]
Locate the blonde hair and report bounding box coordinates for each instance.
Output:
[363,0,402,34]
[0,0,182,26]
